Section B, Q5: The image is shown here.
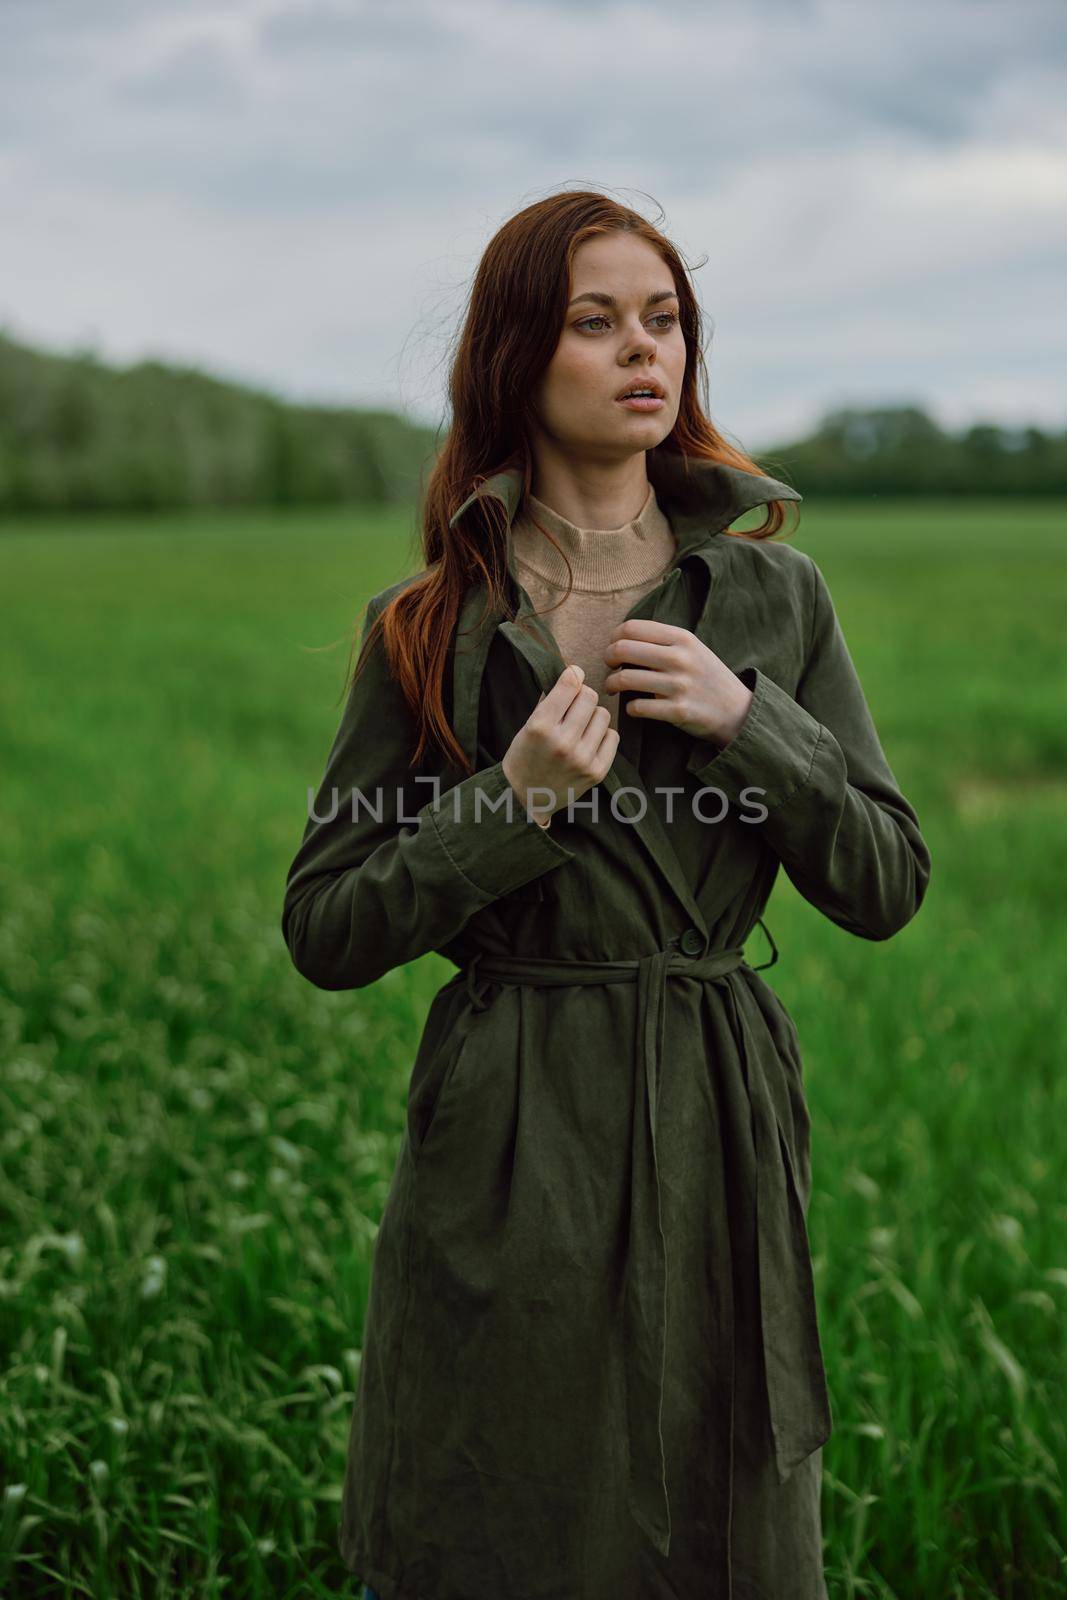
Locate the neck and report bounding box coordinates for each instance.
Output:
[527,454,653,531]
[510,483,676,594]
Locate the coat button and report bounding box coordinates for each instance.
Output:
[679,927,704,956]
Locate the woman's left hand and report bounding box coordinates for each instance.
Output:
[602,618,753,748]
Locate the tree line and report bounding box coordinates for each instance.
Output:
[0,330,438,514]
[758,404,1067,498]
[1,328,1064,515]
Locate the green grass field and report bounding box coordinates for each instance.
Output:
[2,497,1065,1598]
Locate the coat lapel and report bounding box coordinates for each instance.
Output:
[449,452,802,933]
[497,606,711,935]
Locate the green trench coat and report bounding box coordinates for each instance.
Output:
[281,452,932,1600]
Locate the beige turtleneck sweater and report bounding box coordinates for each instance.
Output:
[509,484,677,732]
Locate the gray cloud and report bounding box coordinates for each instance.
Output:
[0,0,1063,444]
[112,36,249,111]
[257,1,463,56]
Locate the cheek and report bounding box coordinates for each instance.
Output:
[665,336,687,384]
[545,342,604,404]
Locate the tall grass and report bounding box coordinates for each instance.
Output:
[1,498,1064,1597]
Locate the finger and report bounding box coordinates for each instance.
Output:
[604,667,677,695]
[574,711,619,776]
[594,724,621,776]
[604,636,678,668]
[559,682,605,738]
[572,703,613,763]
[538,664,586,721]
[607,618,686,644]
[624,695,681,721]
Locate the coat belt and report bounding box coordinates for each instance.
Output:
[460,926,832,1560]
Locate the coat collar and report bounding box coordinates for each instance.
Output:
[447,449,802,575]
[447,452,802,757]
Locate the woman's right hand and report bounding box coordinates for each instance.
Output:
[501,665,619,828]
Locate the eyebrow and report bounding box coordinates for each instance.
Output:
[567,289,680,309]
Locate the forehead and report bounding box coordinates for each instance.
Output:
[569,232,674,294]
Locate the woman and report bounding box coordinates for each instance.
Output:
[282,191,931,1600]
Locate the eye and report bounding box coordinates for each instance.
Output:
[576,311,680,333]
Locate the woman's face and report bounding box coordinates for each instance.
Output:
[530,231,686,465]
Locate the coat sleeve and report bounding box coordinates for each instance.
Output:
[281,594,576,990]
[685,552,931,940]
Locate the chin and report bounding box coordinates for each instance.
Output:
[618,418,675,450]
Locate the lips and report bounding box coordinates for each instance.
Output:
[615,377,666,400]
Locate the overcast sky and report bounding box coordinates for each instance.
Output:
[2,0,1064,450]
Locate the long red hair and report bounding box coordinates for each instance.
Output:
[348,190,799,776]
